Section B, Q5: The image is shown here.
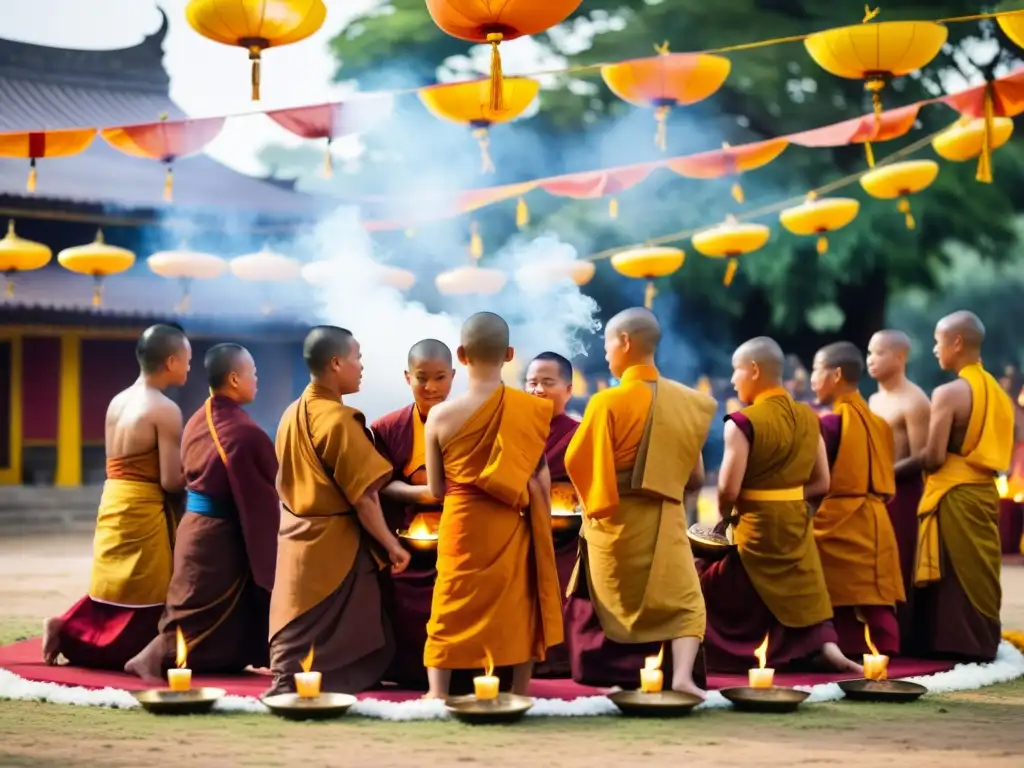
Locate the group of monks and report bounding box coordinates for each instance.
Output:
[39,306,1014,700]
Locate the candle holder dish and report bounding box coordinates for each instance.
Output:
[133,687,226,715]
[446,693,533,724]
[686,523,736,561]
[608,690,702,717]
[398,529,439,567]
[719,686,810,713]
[261,692,358,721]
[838,678,927,703]
[550,510,583,537]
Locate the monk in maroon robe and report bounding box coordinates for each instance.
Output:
[371,340,454,689]
[126,344,279,680]
[525,351,580,678]
[43,325,190,669]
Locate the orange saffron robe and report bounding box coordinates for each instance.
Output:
[815,391,905,608]
[424,385,563,670]
[565,364,715,643]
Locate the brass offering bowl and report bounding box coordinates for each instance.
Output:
[261,692,358,721]
[608,690,702,717]
[550,509,583,536]
[133,687,226,715]
[398,527,439,568]
[446,693,533,725]
[838,678,927,703]
[687,523,736,561]
[719,686,810,713]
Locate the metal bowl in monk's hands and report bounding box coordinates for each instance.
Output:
[133,687,226,715]
[446,693,533,725]
[719,686,810,713]
[838,678,927,703]
[687,523,736,561]
[608,690,703,717]
[261,692,358,721]
[398,530,438,553]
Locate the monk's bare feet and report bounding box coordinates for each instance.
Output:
[42,618,62,665]
[245,666,272,676]
[818,642,863,675]
[124,643,164,684]
[671,680,707,701]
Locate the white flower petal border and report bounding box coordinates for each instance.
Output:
[1,642,1021,720]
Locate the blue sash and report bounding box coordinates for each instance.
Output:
[185,489,236,520]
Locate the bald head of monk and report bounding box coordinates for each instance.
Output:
[604,307,660,378]
[933,310,985,372]
[731,336,785,405]
[811,341,863,407]
[136,324,191,388]
[405,339,455,415]
[866,330,911,385]
[206,343,258,405]
[457,312,514,371]
[303,325,363,396]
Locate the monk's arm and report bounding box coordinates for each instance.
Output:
[895,398,932,478]
[717,420,748,519]
[804,436,831,501]
[564,395,619,519]
[922,385,956,473]
[353,491,405,553]
[424,409,447,500]
[382,480,436,505]
[155,401,185,493]
[685,453,705,492]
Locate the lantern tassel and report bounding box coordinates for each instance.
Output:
[976,83,994,184]
[177,279,191,313]
[731,182,744,204]
[609,197,619,219]
[866,77,885,120]
[654,106,670,152]
[515,197,529,229]
[163,166,174,203]
[469,222,483,259]
[724,258,738,287]
[324,139,333,180]
[27,158,37,194]
[248,45,262,101]
[864,141,875,168]
[92,277,103,308]
[472,128,496,174]
[817,235,829,255]
[487,33,504,112]
[4,271,13,298]
[897,197,915,230]
[643,279,657,310]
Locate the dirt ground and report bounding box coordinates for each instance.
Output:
[1,534,1024,768]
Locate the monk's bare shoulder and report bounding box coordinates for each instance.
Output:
[903,380,932,410]
[425,398,457,442]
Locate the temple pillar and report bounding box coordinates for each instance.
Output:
[55,332,82,487]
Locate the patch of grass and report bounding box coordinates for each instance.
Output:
[0,618,40,645]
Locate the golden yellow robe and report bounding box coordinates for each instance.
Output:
[565,364,715,643]
[915,362,1014,622]
[424,385,562,670]
[814,391,904,608]
[734,388,833,628]
[270,383,393,637]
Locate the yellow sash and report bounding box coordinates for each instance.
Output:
[739,487,804,502]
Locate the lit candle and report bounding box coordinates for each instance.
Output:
[639,644,665,693]
[167,627,191,692]
[748,633,774,689]
[474,652,499,700]
[295,644,321,699]
[862,623,889,681]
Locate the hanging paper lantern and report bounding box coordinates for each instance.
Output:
[610,246,685,309]
[57,230,136,307]
[147,247,227,311]
[0,128,96,194]
[377,265,417,292]
[667,139,788,204]
[0,220,52,297]
[515,259,596,290]
[997,11,1024,50]
[230,247,301,282]
[419,78,539,172]
[601,48,731,151]
[779,193,860,254]
[803,14,947,119]
[184,0,327,100]
[536,167,654,224]
[301,260,417,292]
[859,160,938,230]
[932,116,1014,177]
[691,216,770,287]
[424,0,581,112]
[435,264,507,296]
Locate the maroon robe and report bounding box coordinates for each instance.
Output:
[130,396,279,674]
[888,473,922,653]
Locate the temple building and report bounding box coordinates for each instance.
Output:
[0,12,320,487]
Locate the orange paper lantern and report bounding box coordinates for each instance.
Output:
[667,139,788,204]
[859,160,938,230]
[692,216,770,286]
[779,193,860,254]
[0,128,96,193]
[611,246,685,309]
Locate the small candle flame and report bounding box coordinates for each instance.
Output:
[644,643,665,671]
[863,623,879,656]
[484,648,494,678]
[406,515,438,541]
[753,633,769,670]
[996,475,1010,500]
[175,627,188,669]
[301,644,315,674]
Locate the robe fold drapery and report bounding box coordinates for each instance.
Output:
[698,389,838,674]
[59,449,179,669]
[914,363,1012,662]
[267,383,395,695]
[564,365,714,689]
[816,393,903,657]
[888,473,923,652]
[132,396,280,674]
[424,385,563,671]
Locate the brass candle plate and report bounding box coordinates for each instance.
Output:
[720,686,810,713]
[838,678,927,703]
[687,524,735,561]
[608,690,702,717]
[261,692,358,721]
[446,693,533,724]
[398,530,438,552]
[550,510,582,535]
[133,687,226,715]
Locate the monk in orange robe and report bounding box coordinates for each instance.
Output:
[564,308,714,697]
[267,325,411,696]
[43,324,190,669]
[423,312,563,699]
[371,339,454,689]
[810,341,904,657]
[699,336,861,675]
[915,311,1013,662]
[525,351,580,678]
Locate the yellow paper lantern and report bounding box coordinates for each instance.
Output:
[692,216,770,287]
[0,220,51,296]
[804,17,947,117]
[57,230,135,307]
[933,116,1014,181]
[147,247,227,311]
[184,0,327,100]
[435,264,507,296]
[610,246,685,309]
[515,260,596,289]
[779,194,860,254]
[998,11,1024,50]
[859,159,938,230]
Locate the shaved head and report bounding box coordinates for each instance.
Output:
[607,307,661,355]
[408,339,453,368]
[733,336,785,380]
[136,324,188,375]
[460,312,510,365]
[303,325,355,375]
[816,341,864,383]
[937,310,985,349]
[871,329,912,356]
[205,343,248,389]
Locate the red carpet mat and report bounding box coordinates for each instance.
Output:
[0,638,954,700]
